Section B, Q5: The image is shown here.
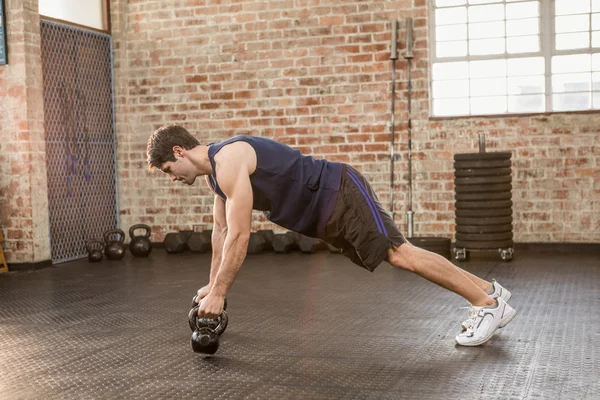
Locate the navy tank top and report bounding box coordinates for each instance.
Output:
[207,136,342,238]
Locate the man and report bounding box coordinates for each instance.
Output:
[146,124,517,346]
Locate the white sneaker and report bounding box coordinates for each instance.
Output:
[455,297,517,347]
[491,279,511,303]
[461,280,511,331]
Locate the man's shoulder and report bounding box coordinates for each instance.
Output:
[215,140,254,159]
[214,140,257,175]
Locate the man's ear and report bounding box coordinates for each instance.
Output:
[172,145,185,159]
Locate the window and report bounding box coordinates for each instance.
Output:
[39,0,110,32]
[431,0,600,116]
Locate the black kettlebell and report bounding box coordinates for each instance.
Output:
[191,294,227,311]
[104,229,126,260]
[86,239,104,262]
[129,224,153,257]
[188,306,228,355]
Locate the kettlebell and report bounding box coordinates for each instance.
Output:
[188,306,228,355]
[103,229,126,260]
[129,224,153,257]
[86,239,104,263]
[191,294,227,311]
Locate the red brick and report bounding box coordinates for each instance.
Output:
[319,16,345,25]
[286,127,309,135]
[340,144,364,152]
[186,75,208,83]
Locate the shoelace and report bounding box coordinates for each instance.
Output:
[465,308,485,331]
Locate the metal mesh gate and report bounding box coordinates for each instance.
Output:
[41,20,118,263]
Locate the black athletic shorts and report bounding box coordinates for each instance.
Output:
[322,164,407,272]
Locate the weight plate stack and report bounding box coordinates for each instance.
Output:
[453,151,514,262]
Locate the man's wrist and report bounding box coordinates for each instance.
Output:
[209,283,227,297]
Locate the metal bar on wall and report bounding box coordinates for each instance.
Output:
[0,0,7,65]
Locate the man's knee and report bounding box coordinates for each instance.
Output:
[387,242,418,272]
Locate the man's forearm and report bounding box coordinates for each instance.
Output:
[210,231,249,297]
[208,227,227,286]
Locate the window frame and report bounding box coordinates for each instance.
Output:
[39,0,111,34]
[429,0,600,118]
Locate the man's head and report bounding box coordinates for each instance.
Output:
[147,124,201,185]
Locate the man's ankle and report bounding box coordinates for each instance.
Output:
[472,296,497,308]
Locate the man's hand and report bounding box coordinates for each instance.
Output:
[198,292,225,319]
[196,285,212,303]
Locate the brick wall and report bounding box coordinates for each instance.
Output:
[0,0,50,263]
[110,0,599,243]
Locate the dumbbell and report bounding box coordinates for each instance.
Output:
[247,230,275,254]
[188,306,228,355]
[272,232,300,253]
[163,232,186,253]
[247,232,266,254]
[298,236,327,254]
[187,230,212,253]
[257,230,274,251]
[180,230,193,243]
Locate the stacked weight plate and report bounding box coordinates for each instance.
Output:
[408,237,451,259]
[453,152,514,261]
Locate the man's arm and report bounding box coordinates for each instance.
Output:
[208,194,227,285]
[198,147,253,318]
[196,177,228,300]
[197,191,227,300]
[205,174,229,287]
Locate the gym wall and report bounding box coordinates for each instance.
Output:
[0,0,50,263]
[0,0,598,264]
[111,0,599,244]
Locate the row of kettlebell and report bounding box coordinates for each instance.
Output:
[86,224,153,262]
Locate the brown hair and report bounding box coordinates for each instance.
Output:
[146,124,200,171]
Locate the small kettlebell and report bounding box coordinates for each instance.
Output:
[104,229,126,260]
[86,239,104,262]
[191,294,227,311]
[188,306,228,355]
[129,224,153,257]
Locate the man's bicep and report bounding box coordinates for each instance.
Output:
[219,165,253,236]
[224,194,252,236]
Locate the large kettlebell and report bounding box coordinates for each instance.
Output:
[129,224,153,257]
[104,229,126,260]
[86,239,104,262]
[191,294,227,311]
[188,306,228,355]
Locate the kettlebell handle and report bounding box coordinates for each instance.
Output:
[86,238,104,253]
[129,224,151,239]
[104,229,125,243]
[188,306,227,332]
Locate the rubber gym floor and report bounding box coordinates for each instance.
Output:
[1,247,598,400]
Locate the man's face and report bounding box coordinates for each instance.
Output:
[160,156,196,186]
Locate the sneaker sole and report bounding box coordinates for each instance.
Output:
[497,291,512,328]
[456,307,517,347]
[499,306,517,329]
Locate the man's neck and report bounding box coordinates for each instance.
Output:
[189,146,212,175]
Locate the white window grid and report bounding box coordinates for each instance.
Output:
[430,0,600,117]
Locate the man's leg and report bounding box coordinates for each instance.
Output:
[325,164,516,345]
[455,266,493,293]
[386,242,495,307]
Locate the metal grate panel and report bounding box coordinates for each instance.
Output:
[40,20,118,263]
